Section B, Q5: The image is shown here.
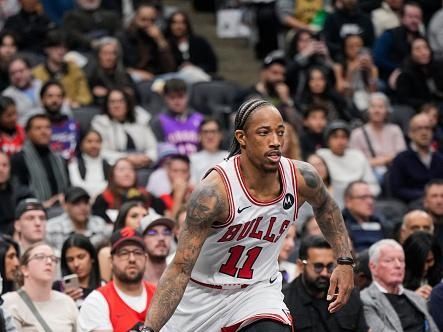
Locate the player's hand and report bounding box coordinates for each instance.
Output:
[327,264,354,313]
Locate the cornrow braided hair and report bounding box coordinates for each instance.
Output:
[226,98,273,159]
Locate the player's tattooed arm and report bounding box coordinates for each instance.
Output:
[296,160,354,313]
[144,172,227,331]
[295,161,352,259]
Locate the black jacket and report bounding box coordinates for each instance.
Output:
[323,9,375,61]
[0,180,33,235]
[120,28,175,74]
[63,8,121,51]
[396,60,443,110]
[4,9,55,54]
[168,35,218,74]
[283,276,368,332]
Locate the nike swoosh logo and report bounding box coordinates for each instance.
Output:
[237,205,252,213]
[269,275,278,284]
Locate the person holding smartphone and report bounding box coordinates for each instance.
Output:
[78,227,156,332]
[53,234,102,305]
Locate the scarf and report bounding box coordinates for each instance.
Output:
[22,140,69,201]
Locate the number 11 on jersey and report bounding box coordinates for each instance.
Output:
[219,246,263,279]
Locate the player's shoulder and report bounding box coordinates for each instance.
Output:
[195,168,228,201]
[286,158,315,175]
[287,159,323,194]
[187,169,230,226]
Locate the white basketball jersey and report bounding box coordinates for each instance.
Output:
[191,155,298,286]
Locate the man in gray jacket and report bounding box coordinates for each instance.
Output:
[361,239,438,332]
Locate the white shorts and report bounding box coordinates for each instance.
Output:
[161,273,292,332]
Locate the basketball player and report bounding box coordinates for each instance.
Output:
[142,99,354,332]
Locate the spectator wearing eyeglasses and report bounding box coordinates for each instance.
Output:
[342,181,385,253]
[141,217,175,285]
[3,242,78,331]
[390,114,443,204]
[283,235,368,332]
[78,227,156,332]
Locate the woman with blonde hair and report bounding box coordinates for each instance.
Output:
[349,92,406,181]
[3,242,78,331]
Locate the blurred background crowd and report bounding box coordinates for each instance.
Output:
[0,0,442,331]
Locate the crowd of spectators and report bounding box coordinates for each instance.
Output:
[0,0,441,330]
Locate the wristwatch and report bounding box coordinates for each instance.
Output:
[136,327,155,332]
[336,256,355,267]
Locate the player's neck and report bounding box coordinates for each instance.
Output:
[239,155,281,194]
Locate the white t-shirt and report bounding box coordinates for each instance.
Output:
[190,150,228,183]
[78,284,147,332]
[2,290,78,332]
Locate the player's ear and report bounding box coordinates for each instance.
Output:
[235,129,246,148]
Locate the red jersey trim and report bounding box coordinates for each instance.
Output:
[233,156,287,206]
[211,166,235,229]
[288,160,299,221]
[222,313,293,332]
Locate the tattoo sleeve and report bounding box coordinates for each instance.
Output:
[296,161,352,258]
[144,174,227,331]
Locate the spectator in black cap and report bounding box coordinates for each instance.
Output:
[141,216,174,285]
[46,186,109,251]
[32,29,92,108]
[13,198,47,252]
[236,50,302,132]
[78,226,156,332]
[317,120,380,208]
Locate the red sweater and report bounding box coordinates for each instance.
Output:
[0,125,25,156]
[97,280,156,332]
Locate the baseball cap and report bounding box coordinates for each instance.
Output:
[110,227,146,254]
[15,198,46,219]
[324,120,350,141]
[141,216,175,236]
[155,142,179,167]
[262,50,286,68]
[65,187,90,204]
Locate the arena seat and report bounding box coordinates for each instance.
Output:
[189,80,242,129]
[72,106,101,135]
